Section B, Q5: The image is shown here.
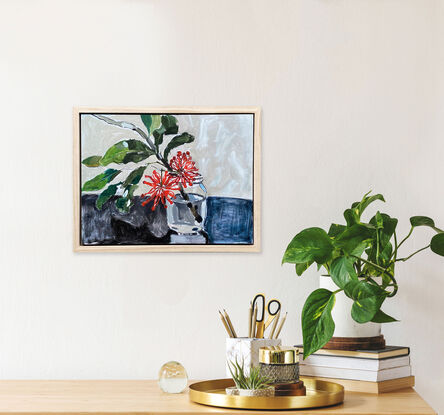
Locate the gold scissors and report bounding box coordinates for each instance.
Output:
[252,293,281,338]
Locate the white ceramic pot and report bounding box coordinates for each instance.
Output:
[226,338,281,377]
[319,276,381,338]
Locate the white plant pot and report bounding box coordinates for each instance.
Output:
[225,386,275,397]
[226,338,281,377]
[320,276,381,338]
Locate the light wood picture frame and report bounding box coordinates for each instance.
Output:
[73,107,261,252]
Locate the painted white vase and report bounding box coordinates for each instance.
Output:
[319,276,381,338]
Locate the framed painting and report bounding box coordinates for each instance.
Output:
[73,107,260,252]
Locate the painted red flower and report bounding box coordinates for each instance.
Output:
[141,170,179,211]
[169,151,200,188]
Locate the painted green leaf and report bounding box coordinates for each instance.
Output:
[431,233,444,256]
[295,261,313,276]
[301,289,336,358]
[140,114,152,133]
[161,115,179,134]
[100,140,154,166]
[163,132,195,160]
[96,184,118,210]
[334,224,374,255]
[123,166,147,187]
[82,155,102,167]
[330,256,357,289]
[344,280,388,323]
[115,185,137,214]
[410,216,443,232]
[282,227,334,265]
[371,309,398,323]
[82,169,120,191]
[153,115,179,148]
[151,115,161,132]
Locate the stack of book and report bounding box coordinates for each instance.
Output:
[296,345,414,393]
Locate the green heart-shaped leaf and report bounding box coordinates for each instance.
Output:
[410,216,434,227]
[410,216,443,232]
[282,227,334,265]
[301,289,336,358]
[344,280,388,323]
[343,208,359,227]
[330,256,357,289]
[371,309,398,323]
[295,261,313,276]
[431,233,444,256]
[328,223,346,238]
[334,224,373,255]
[356,193,385,217]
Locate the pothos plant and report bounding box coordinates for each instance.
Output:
[282,192,444,359]
[82,114,202,221]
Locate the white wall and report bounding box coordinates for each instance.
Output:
[1,0,443,412]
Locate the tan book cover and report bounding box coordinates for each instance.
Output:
[295,345,410,360]
[301,375,415,394]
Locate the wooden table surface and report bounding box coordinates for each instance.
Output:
[0,380,436,415]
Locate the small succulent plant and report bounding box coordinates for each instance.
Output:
[227,359,271,390]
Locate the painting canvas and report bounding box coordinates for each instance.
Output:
[73,107,260,252]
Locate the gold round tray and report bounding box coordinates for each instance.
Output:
[189,377,344,410]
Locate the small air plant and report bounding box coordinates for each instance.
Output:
[227,359,271,390]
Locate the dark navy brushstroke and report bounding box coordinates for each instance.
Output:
[81,195,253,245]
[204,197,253,244]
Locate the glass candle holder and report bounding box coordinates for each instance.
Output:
[259,346,299,384]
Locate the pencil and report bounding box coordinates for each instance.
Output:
[223,309,237,338]
[269,310,280,339]
[251,306,258,338]
[274,312,287,339]
[219,310,233,337]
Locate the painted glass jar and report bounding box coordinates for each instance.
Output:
[166,175,207,235]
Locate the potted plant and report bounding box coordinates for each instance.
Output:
[226,359,274,397]
[282,192,444,358]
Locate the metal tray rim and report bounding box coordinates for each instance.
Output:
[189,377,344,410]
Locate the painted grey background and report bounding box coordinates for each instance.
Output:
[81,114,254,200]
[1,0,443,413]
